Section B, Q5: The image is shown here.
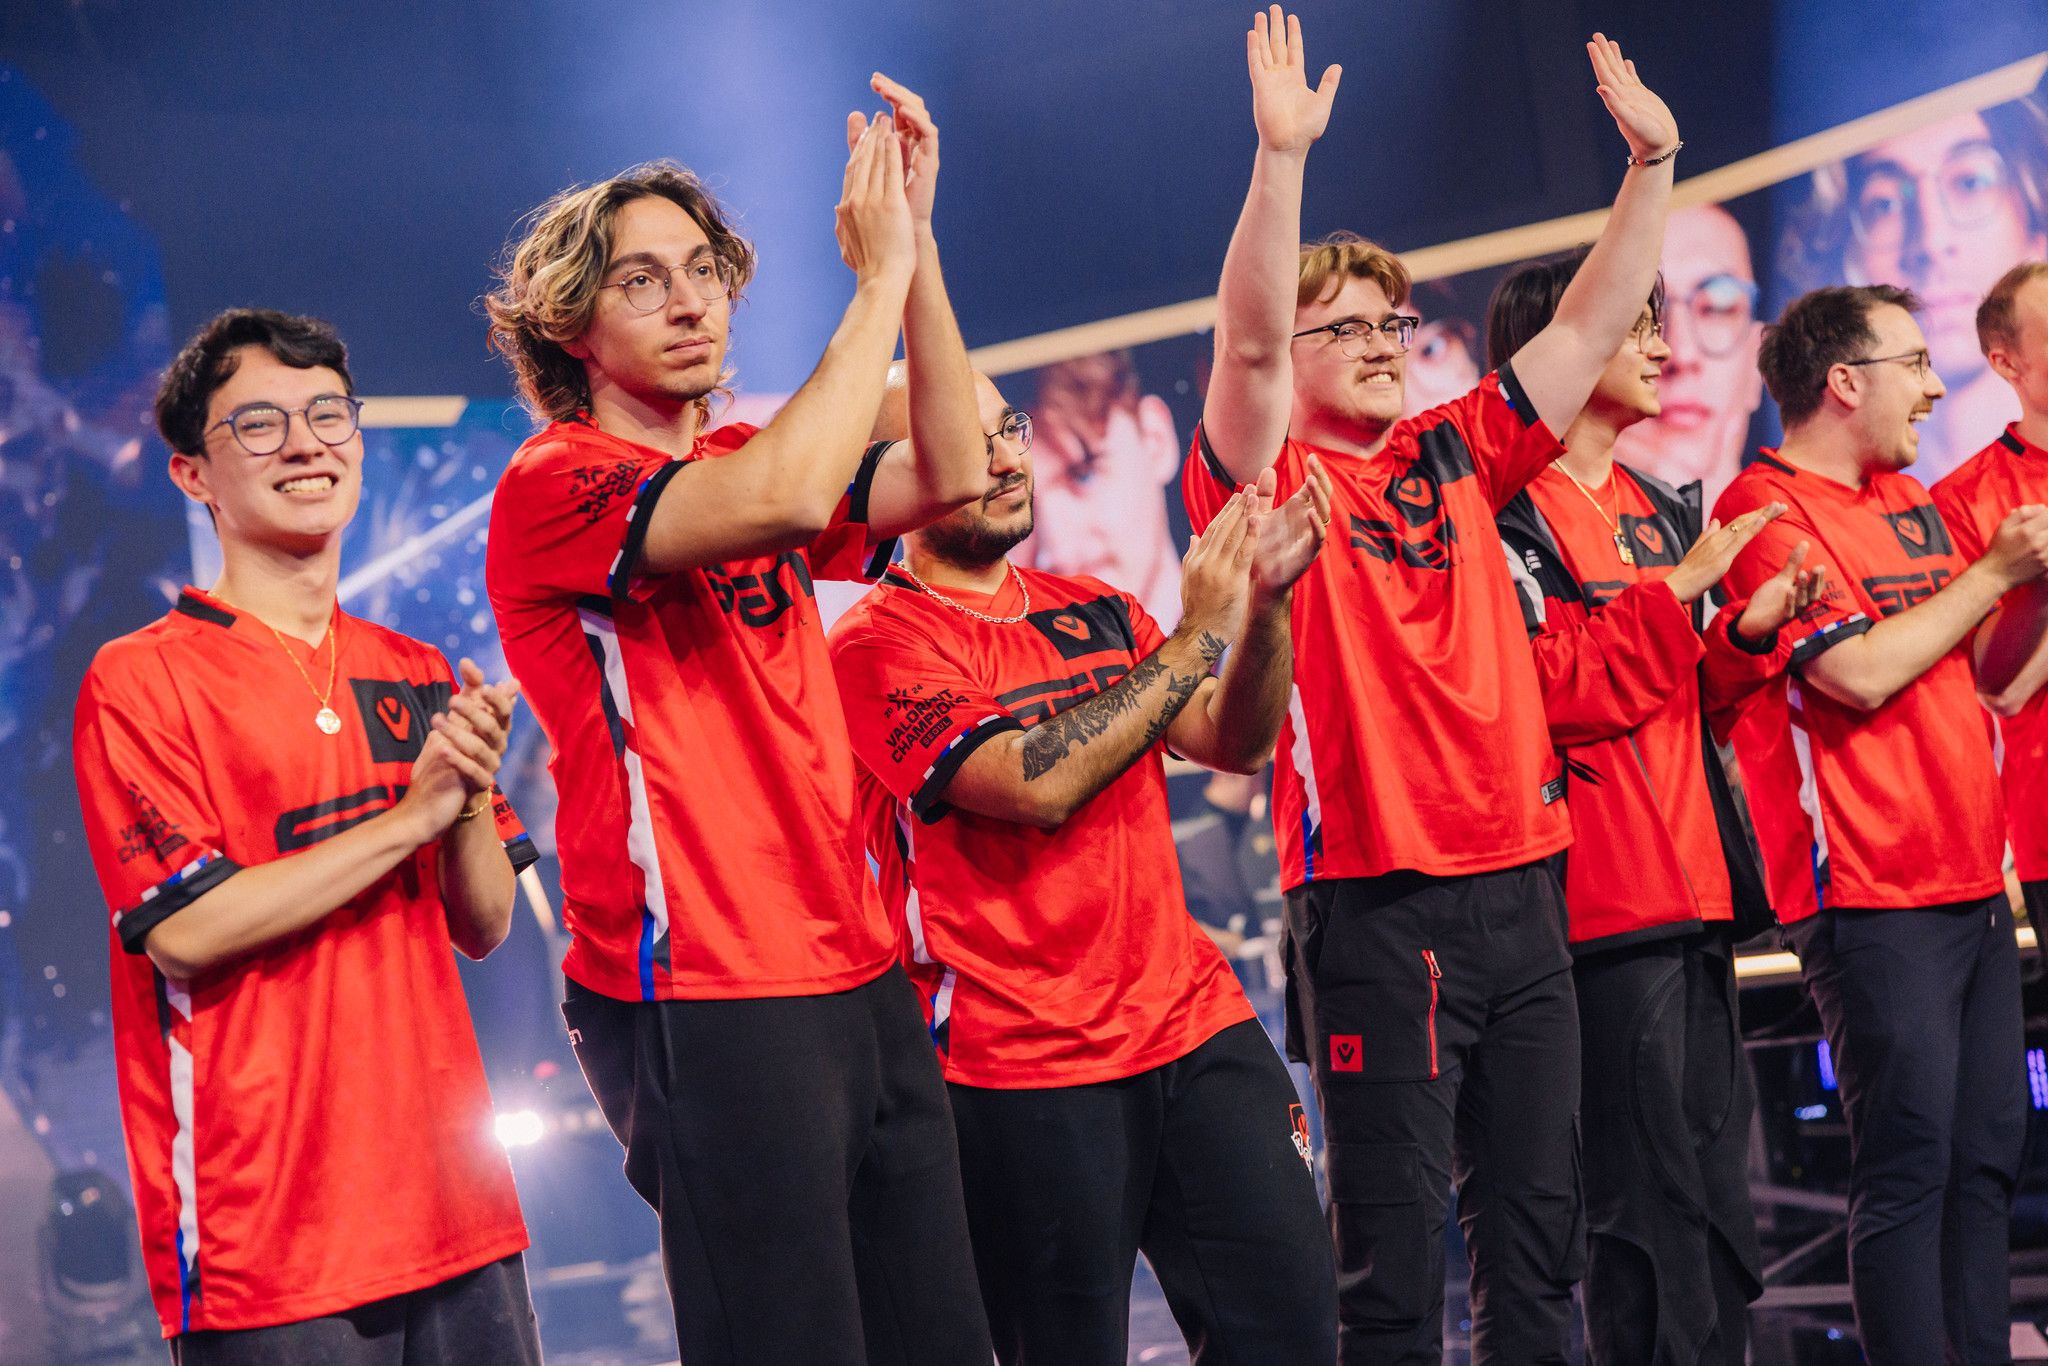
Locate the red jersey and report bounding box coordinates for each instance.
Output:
[72,591,532,1336]
[828,567,1253,1087]
[1933,425,2048,881]
[487,418,897,1002]
[1714,453,2005,921]
[1523,464,1733,933]
[1184,366,1571,888]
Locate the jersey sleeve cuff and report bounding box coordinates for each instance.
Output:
[1193,424,1234,491]
[1493,361,1540,428]
[607,458,689,598]
[115,852,241,955]
[848,440,892,526]
[503,834,540,876]
[1789,613,1872,668]
[910,713,1026,823]
[1723,608,1781,657]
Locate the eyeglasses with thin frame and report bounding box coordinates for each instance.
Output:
[985,407,1033,458]
[206,395,364,456]
[604,258,732,315]
[1850,144,2017,255]
[1627,313,1666,351]
[1841,349,1932,380]
[1292,315,1422,358]
[1674,273,1759,358]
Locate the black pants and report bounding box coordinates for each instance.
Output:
[947,1018,1337,1366]
[169,1254,539,1365]
[1285,861,1583,1366]
[2026,878,2047,925]
[1573,931,1761,1366]
[563,965,993,1366]
[1785,896,2027,1366]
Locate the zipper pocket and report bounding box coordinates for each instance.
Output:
[1422,950,1442,1079]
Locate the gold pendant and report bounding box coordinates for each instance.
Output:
[1613,534,1636,567]
[316,706,342,735]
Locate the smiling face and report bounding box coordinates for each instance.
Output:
[1846,114,2047,387]
[915,375,1038,568]
[569,194,732,417]
[1582,307,1673,433]
[1291,275,1408,440]
[1841,302,1947,472]
[167,345,362,553]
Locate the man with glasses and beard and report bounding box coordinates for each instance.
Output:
[829,371,1339,1365]
[483,81,997,1365]
[1192,11,1682,1362]
[1711,284,2048,1364]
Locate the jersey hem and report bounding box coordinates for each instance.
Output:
[936,993,1256,1090]
[1282,827,1572,890]
[161,1225,528,1338]
[563,945,898,1002]
[1774,874,2007,924]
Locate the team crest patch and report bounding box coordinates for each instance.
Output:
[1289,1103,1313,1171]
[1329,1034,1363,1073]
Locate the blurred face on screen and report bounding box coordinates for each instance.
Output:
[1402,311,1481,418]
[1612,205,1763,500]
[1027,352,1182,610]
[1845,114,2046,387]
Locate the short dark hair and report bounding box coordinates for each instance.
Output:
[155,309,353,455]
[1758,284,1921,427]
[1483,245,1664,372]
[1978,259,2048,356]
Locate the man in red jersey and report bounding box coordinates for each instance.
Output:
[831,369,1337,1365]
[1712,284,2048,1365]
[73,310,539,1361]
[483,80,995,1364]
[1486,250,1827,1364]
[1194,11,1682,1362]
[1934,261,2048,924]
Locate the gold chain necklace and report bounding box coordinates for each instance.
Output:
[893,561,1032,624]
[1556,464,1636,566]
[260,607,343,734]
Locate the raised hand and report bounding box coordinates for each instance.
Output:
[1587,33,1677,161]
[1249,457,1333,598]
[1179,488,1260,647]
[1664,502,1785,604]
[1734,541,1831,640]
[1248,6,1341,155]
[836,113,917,284]
[869,74,938,225]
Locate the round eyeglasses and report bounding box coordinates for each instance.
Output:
[604,259,732,314]
[985,408,1033,457]
[1850,146,2018,255]
[205,396,364,456]
[1672,273,1759,359]
[1292,315,1422,358]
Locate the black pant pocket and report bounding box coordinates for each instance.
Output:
[1327,1140,1435,1325]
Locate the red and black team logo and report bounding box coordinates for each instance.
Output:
[350,678,454,764]
[1288,1103,1313,1172]
[1025,595,1138,660]
[1883,505,1954,560]
[1349,426,1476,571]
[1329,1033,1363,1073]
[1619,513,1681,567]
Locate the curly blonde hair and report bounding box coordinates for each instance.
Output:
[486,160,757,423]
[1296,230,1412,312]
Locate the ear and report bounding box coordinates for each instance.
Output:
[1823,361,1863,414]
[560,332,594,362]
[167,451,215,508]
[1986,344,2022,387]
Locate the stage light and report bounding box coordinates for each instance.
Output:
[1793,1104,1827,1121]
[1817,1040,1837,1091]
[495,1110,545,1148]
[2028,1049,2048,1112]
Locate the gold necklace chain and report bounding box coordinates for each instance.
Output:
[257,605,343,734]
[892,561,1032,624]
[1556,464,1637,566]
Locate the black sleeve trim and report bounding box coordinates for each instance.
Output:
[608,459,690,597]
[1493,361,1540,428]
[849,440,895,526]
[910,714,1026,823]
[116,855,242,955]
[503,834,540,876]
[1723,613,1781,657]
[1194,424,1234,490]
[1788,613,1872,668]
[862,536,900,580]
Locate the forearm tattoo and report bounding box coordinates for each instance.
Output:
[1019,631,1224,782]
